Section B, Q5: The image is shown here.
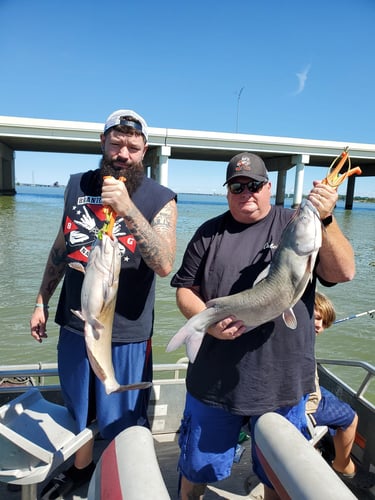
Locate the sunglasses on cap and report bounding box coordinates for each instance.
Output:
[228,180,266,195]
[119,116,143,132]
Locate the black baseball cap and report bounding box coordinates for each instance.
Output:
[223,152,269,185]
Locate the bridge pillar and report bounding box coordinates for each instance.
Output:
[291,154,310,208]
[345,174,355,210]
[145,146,171,187]
[264,156,292,206]
[275,170,287,206]
[0,143,16,195]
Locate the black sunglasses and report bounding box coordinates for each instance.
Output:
[228,180,266,195]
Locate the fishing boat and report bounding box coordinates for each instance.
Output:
[0,357,374,500]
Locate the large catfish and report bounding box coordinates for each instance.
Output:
[70,234,152,394]
[166,199,322,363]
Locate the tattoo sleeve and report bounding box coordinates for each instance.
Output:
[123,199,177,276]
[37,229,67,302]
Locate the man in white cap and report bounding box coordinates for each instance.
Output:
[31,109,177,499]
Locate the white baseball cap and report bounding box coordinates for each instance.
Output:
[104,109,148,142]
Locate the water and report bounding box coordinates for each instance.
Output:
[1,186,374,402]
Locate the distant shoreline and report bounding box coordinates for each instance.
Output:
[17,182,63,188]
[16,183,374,203]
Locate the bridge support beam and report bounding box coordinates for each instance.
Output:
[275,169,287,206]
[264,156,295,206]
[291,154,310,208]
[0,143,16,195]
[144,146,171,187]
[345,174,356,210]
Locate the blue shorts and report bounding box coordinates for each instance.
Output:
[178,393,308,488]
[178,393,243,484]
[57,327,152,441]
[312,386,356,435]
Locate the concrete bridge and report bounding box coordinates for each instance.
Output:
[1,115,375,208]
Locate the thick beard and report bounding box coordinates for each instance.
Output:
[100,156,145,196]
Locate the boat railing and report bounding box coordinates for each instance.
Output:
[0,358,189,397]
[317,358,375,404]
[153,357,188,379]
[2,358,372,398]
[1,358,372,398]
[0,363,60,398]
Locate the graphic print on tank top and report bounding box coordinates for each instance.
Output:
[63,195,137,264]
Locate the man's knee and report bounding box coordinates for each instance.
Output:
[346,412,358,433]
[352,412,358,427]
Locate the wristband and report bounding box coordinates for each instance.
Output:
[321,215,333,227]
[35,303,49,309]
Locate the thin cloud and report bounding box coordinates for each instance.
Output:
[293,64,311,95]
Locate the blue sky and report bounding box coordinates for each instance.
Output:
[1,0,374,196]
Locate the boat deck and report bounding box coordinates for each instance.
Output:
[0,359,374,499]
[2,431,375,500]
[1,430,263,500]
[153,432,262,500]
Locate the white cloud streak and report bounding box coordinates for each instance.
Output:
[294,64,311,95]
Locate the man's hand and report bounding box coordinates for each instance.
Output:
[206,316,246,340]
[30,308,49,343]
[307,180,338,220]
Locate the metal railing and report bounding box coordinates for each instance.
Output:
[0,358,189,397]
[317,358,375,404]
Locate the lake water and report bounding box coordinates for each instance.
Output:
[0,185,374,402]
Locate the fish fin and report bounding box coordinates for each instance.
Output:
[306,254,314,274]
[70,309,103,332]
[71,309,85,321]
[186,332,205,363]
[282,308,298,329]
[114,381,153,393]
[68,262,86,274]
[253,265,270,286]
[93,319,105,330]
[306,250,319,275]
[166,325,190,352]
[166,323,204,363]
[84,320,104,341]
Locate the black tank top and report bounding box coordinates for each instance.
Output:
[55,170,176,342]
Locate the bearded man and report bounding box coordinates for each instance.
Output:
[30,110,177,499]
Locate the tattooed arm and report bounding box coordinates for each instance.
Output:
[123,199,177,276]
[102,178,177,277]
[30,227,67,342]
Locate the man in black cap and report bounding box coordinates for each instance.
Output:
[30,109,177,499]
[171,152,355,499]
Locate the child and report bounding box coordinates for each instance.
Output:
[306,292,374,490]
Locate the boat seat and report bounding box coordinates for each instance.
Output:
[255,412,356,499]
[0,387,98,499]
[306,412,328,446]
